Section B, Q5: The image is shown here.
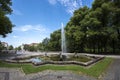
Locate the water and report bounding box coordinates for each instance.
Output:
[61,23,67,54]
[30,58,41,63]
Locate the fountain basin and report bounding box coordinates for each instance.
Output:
[33,57,104,66]
[4,54,104,67]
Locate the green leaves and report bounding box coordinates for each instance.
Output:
[8,45,14,50]
[0,0,13,37]
[0,0,12,14]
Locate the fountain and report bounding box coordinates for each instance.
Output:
[60,23,67,60]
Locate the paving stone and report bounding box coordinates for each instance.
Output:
[0,72,6,80]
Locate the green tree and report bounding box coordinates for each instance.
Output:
[42,37,50,51]
[0,41,4,50]
[37,43,44,51]
[49,30,61,51]
[111,0,120,53]
[17,46,21,51]
[0,0,14,37]
[8,45,13,50]
[23,44,29,51]
[80,0,117,53]
[66,6,90,53]
[28,46,36,52]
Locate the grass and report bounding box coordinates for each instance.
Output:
[0,57,113,78]
[68,56,91,62]
[41,55,91,62]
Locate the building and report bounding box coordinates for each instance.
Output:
[1,42,8,48]
[24,43,38,47]
[29,43,38,46]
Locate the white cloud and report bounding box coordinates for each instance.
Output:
[14,24,47,32]
[11,24,51,47]
[13,36,18,38]
[48,0,83,15]
[48,0,57,5]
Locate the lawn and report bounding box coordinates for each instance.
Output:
[42,55,91,62]
[0,57,113,78]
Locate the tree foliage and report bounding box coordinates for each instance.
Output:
[8,45,13,50]
[0,0,13,37]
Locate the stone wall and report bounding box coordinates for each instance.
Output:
[4,56,104,67]
[33,57,104,66]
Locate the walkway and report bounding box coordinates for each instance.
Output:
[102,59,120,80]
[27,70,96,80]
[0,68,26,80]
[0,68,96,80]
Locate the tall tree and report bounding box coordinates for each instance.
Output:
[0,0,14,37]
[66,6,90,53]
[42,37,50,51]
[49,30,61,51]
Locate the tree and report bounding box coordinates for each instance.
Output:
[42,37,50,51]
[0,41,4,50]
[111,0,120,53]
[8,45,13,50]
[37,43,44,51]
[49,30,61,51]
[23,44,29,51]
[79,0,119,53]
[16,46,21,51]
[65,6,90,53]
[28,46,37,52]
[0,0,14,37]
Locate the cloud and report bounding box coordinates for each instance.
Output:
[48,0,57,5]
[14,24,47,32]
[48,0,83,15]
[13,36,18,38]
[11,24,51,47]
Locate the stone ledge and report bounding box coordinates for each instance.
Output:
[4,56,104,67]
[4,59,31,63]
[33,57,104,66]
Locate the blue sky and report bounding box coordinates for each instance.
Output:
[0,0,94,47]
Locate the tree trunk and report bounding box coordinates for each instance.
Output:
[93,44,95,53]
[112,39,115,53]
[97,41,100,53]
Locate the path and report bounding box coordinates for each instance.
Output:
[27,70,96,80]
[102,59,120,80]
[0,68,96,80]
[0,68,26,80]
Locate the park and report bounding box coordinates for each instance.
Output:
[0,0,120,80]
